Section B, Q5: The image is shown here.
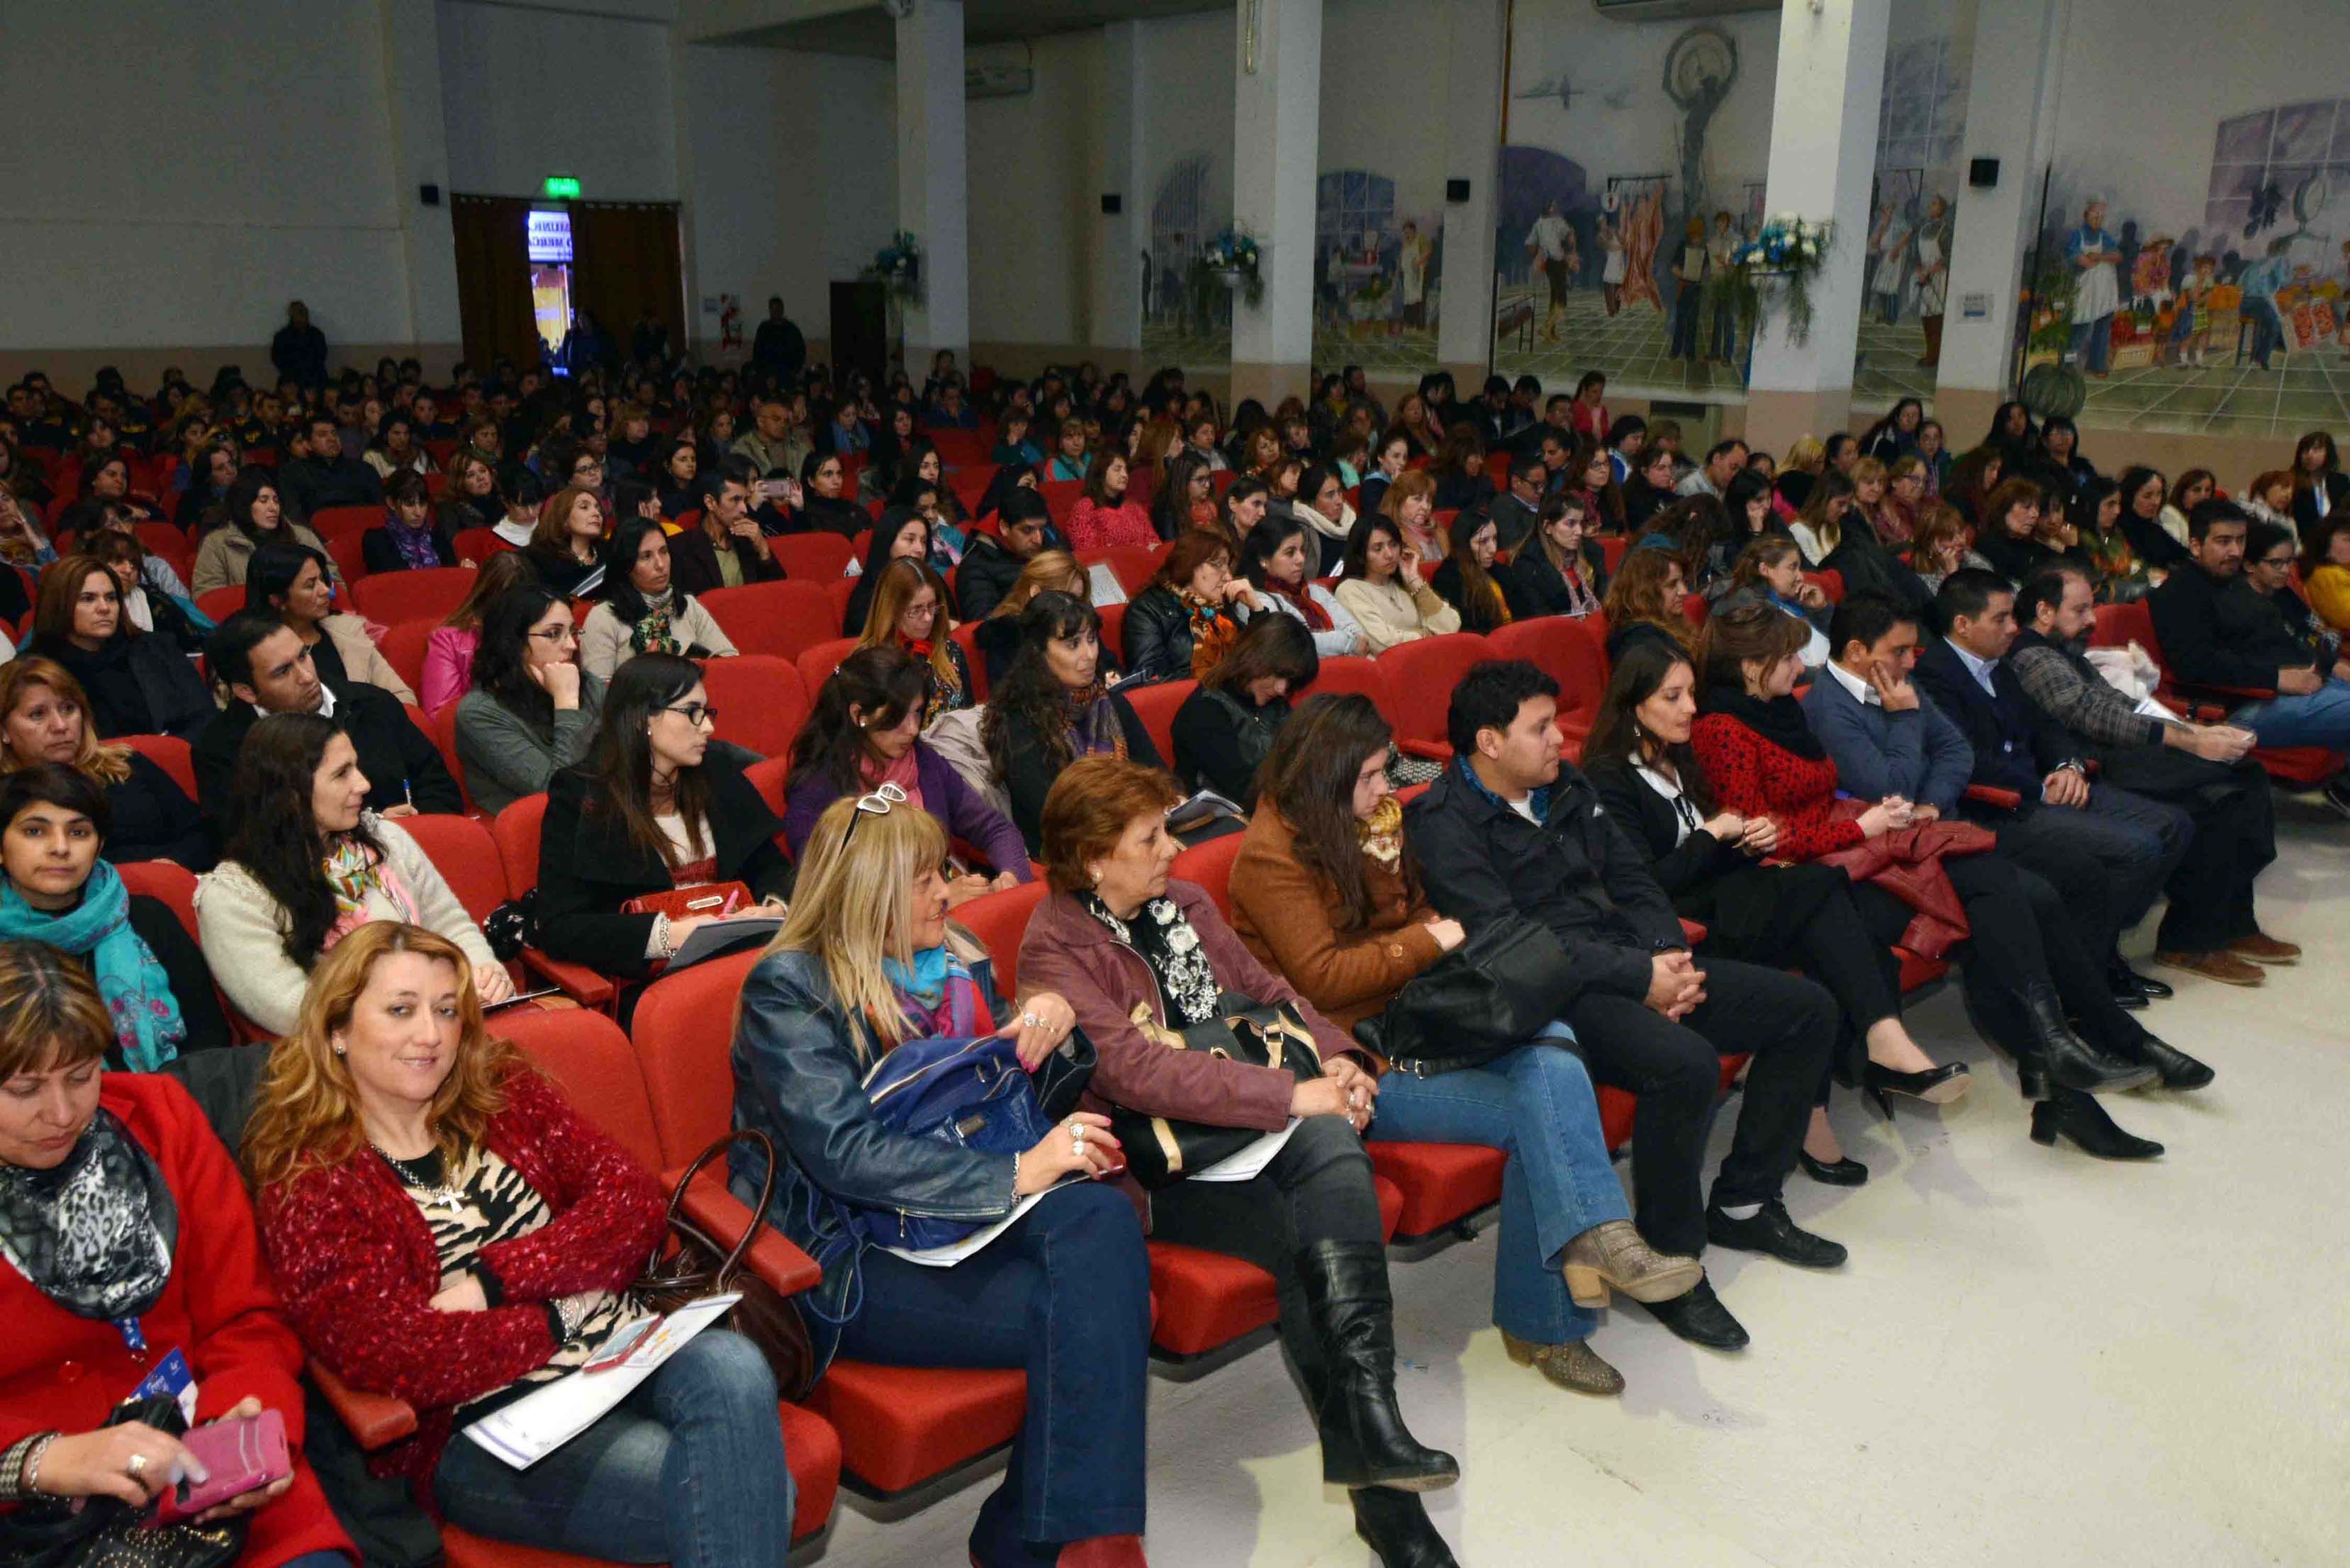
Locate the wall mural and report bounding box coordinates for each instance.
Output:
[1854,17,1974,410]
[1141,151,1233,372]
[1311,171,1443,375]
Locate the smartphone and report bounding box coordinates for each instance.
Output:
[147,1411,290,1528]
[757,478,791,503]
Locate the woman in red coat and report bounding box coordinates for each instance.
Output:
[0,941,352,1568]
[245,922,795,1567]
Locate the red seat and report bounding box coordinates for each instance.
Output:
[1038,480,1083,527]
[325,530,371,590]
[1367,1143,1509,1242]
[1097,601,1127,663]
[118,858,262,1041]
[1374,633,1500,758]
[308,505,381,542]
[451,527,513,565]
[1297,654,1388,709]
[135,524,194,582]
[701,580,847,663]
[425,700,474,813]
[695,656,810,760]
[194,585,245,625]
[743,755,790,825]
[116,733,197,797]
[1489,616,1609,744]
[793,636,861,700]
[825,576,857,633]
[1150,1177,1403,1360]
[1170,833,1245,919]
[1803,569,1845,603]
[949,463,998,517]
[395,810,506,924]
[488,795,617,1010]
[949,620,988,702]
[1097,544,1164,597]
[956,880,1051,993]
[769,534,856,582]
[2092,600,2343,787]
[1120,678,1194,766]
[1598,536,1631,573]
[352,566,475,625]
[376,618,435,700]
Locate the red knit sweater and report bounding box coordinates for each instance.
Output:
[255,1067,666,1481]
[1689,713,1867,862]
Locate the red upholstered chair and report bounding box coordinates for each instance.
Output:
[949,620,989,702]
[743,755,790,825]
[135,523,194,582]
[1367,1143,1509,1245]
[2091,600,2343,787]
[376,618,434,700]
[325,530,371,590]
[1598,535,1630,574]
[1803,569,1845,603]
[692,656,810,761]
[308,505,381,542]
[825,576,857,633]
[1038,479,1084,526]
[1375,632,1500,758]
[195,586,245,625]
[425,699,474,814]
[488,795,617,1011]
[701,580,845,663]
[768,533,856,583]
[793,637,861,701]
[1489,615,1610,747]
[116,733,198,797]
[1100,544,1163,597]
[1170,833,1245,920]
[1120,678,1194,766]
[395,810,507,927]
[1097,600,1128,663]
[1297,654,1389,710]
[451,527,513,565]
[949,462,997,517]
[352,566,476,626]
[115,859,252,1039]
[956,880,1051,995]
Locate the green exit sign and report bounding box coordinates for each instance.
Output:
[542,176,581,200]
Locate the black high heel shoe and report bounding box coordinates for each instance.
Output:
[2030,1090,2163,1160]
[1862,1060,1972,1118]
[1798,1149,1869,1186]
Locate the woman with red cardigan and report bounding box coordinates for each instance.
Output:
[247,923,795,1566]
[0,941,352,1568]
[1063,452,1157,551]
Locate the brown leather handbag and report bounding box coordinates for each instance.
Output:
[636,1128,817,1400]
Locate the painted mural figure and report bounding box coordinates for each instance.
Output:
[1399,219,1433,330]
[1526,198,1579,340]
[1706,211,1740,360]
[1669,218,1708,361]
[1620,186,1664,313]
[1913,194,1950,368]
[1872,200,1913,325]
[2169,252,2217,367]
[2065,198,2123,376]
[1599,214,1628,316]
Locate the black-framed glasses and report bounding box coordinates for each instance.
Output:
[528,625,579,644]
[663,702,717,727]
[841,780,907,850]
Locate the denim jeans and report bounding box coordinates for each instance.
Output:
[1367,1036,1629,1346]
[836,1180,1150,1554]
[2229,678,2350,753]
[432,1329,792,1567]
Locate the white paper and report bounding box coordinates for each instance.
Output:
[883,1178,1082,1268]
[463,1294,740,1469]
[1191,1118,1301,1183]
[1087,563,1129,607]
[667,914,783,970]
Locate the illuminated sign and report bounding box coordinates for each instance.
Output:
[542,175,581,200]
[526,210,573,264]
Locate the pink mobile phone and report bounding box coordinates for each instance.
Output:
[147,1411,291,1528]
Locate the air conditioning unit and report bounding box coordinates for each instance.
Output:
[966,61,1033,99]
[1591,0,1775,19]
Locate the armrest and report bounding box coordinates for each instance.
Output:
[1397,739,1453,761]
[522,948,617,1011]
[1679,918,1709,945]
[1963,785,2022,811]
[310,1360,417,1449]
[2174,678,2279,702]
[671,1165,822,1296]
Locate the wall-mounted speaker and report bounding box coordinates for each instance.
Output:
[1446,179,1471,203]
[419,183,441,206]
[1968,157,1998,189]
[1101,194,1122,215]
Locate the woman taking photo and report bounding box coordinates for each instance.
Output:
[454,586,604,816]
[784,646,1026,891]
[364,471,459,572]
[1229,695,1700,1402]
[1122,529,1264,683]
[1019,756,1460,1562]
[522,483,608,598]
[420,551,535,714]
[0,659,208,868]
[1240,514,1365,657]
[1170,612,1319,807]
[983,593,1161,856]
[247,924,793,1567]
[842,508,939,637]
[579,516,738,681]
[25,555,216,741]
[1334,513,1458,654]
[732,796,1147,1568]
[194,469,332,596]
[535,654,790,990]
[851,557,973,725]
[244,540,418,703]
[0,942,351,1568]
[1065,452,1156,551]
[1428,512,1512,634]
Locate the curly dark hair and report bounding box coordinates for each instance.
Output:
[981,591,1102,783]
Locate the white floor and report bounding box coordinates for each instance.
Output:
[811,802,2350,1568]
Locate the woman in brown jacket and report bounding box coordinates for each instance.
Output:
[1228,695,1698,1402]
[1017,755,1460,1568]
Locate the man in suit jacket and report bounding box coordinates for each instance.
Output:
[1913,571,2186,990]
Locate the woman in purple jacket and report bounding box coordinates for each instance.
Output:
[784,646,1033,900]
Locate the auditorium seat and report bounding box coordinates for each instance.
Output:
[376,617,434,700]
[693,655,810,760]
[1375,633,1501,758]
[117,732,197,797]
[701,579,845,663]
[770,533,855,582]
[1489,615,1608,745]
[308,505,381,542]
[352,565,474,625]
[2091,599,2342,787]
[487,794,617,1010]
[793,636,860,700]
[1120,677,1194,766]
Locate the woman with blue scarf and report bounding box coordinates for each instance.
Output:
[730,790,1153,1568]
[0,766,227,1067]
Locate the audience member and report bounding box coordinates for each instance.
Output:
[1429,513,1513,634]
[0,659,208,868]
[1124,529,1263,682]
[420,551,534,714]
[1335,513,1458,654]
[1066,452,1156,551]
[957,488,1054,619]
[1599,546,1692,663]
[984,593,1160,854]
[1170,612,1317,807]
[579,517,738,681]
[245,539,417,703]
[850,558,971,724]
[842,510,939,636]
[1500,491,1604,620]
[454,586,602,815]
[25,556,216,741]
[1723,537,1830,666]
[1240,514,1365,656]
[276,413,384,520]
[193,469,334,595]
[667,456,781,595]
[2288,429,2349,551]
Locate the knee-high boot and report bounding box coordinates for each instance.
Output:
[1296,1241,1458,1492]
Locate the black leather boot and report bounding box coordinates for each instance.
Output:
[1352,1486,1461,1568]
[2021,982,2156,1093]
[1296,1241,1459,1492]
[2124,1031,2215,1090]
[2031,1090,2164,1160]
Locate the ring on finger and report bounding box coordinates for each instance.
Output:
[126,1452,148,1481]
[1022,1013,1041,1028]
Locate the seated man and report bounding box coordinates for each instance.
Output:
[2010,565,2295,987]
[194,610,462,828]
[276,413,384,520]
[1407,659,1840,1352]
[2149,497,2350,817]
[1915,569,2188,1004]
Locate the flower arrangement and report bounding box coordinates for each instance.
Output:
[1195,225,1265,308]
[866,231,922,303]
[1711,213,1835,346]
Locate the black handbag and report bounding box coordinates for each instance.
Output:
[1030,1025,1098,1121]
[0,1397,247,1568]
[1107,996,1324,1189]
[1353,917,1574,1077]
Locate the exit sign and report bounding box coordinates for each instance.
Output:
[542,175,581,200]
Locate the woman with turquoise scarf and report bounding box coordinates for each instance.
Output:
[0,765,228,1066]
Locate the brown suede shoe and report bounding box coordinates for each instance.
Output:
[2154,949,2267,986]
[1562,1220,1704,1307]
[1502,1331,1625,1396]
[2228,931,2302,965]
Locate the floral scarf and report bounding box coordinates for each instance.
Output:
[1066,681,1129,761]
[1357,793,1404,867]
[323,829,422,949]
[1182,593,1240,680]
[630,590,681,655]
[1083,893,1221,1025]
[383,508,443,571]
[880,943,987,1040]
[900,634,964,724]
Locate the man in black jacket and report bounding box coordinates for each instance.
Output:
[1407,660,1841,1351]
[194,612,461,829]
[269,301,328,388]
[276,414,383,521]
[956,490,1056,620]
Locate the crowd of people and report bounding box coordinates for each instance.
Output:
[0,323,2341,1568]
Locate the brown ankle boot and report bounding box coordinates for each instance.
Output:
[1562,1220,1703,1307]
[1502,1330,1625,1396]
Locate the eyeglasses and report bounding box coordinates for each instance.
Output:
[662,702,717,727]
[841,780,907,850]
[528,625,579,644]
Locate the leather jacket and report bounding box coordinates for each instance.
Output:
[1121,586,1245,684]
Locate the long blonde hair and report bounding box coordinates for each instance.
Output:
[987,549,1086,620]
[243,923,522,1192]
[855,557,959,695]
[761,794,948,1057]
[0,659,133,785]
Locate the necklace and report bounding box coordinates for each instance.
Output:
[373,1143,466,1217]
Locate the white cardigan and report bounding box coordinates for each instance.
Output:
[578,595,738,681]
[1333,575,1461,654]
[1263,581,1367,658]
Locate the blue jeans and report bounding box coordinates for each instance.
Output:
[2243,296,2285,368]
[2229,677,2350,753]
[2069,313,2113,374]
[432,1330,793,1567]
[836,1181,1149,1554]
[1367,1035,1628,1346]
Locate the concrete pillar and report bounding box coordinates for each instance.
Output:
[376,0,461,372]
[896,0,970,371]
[1229,0,1321,408]
[1436,0,1506,393]
[1744,0,1893,457]
[1934,0,2070,438]
[1090,21,1145,375]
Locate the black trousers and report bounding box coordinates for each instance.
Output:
[1564,959,1836,1258]
[1936,851,2147,1058]
[1988,783,2188,958]
[1712,880,1903,1109]
[2098,749,2276,953]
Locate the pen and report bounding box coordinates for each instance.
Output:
[402,778,413,810]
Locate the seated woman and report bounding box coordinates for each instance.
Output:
[521,483,608,598]
[421,551,535,715]
[196,713,511,1034]
[983,593,1161,856]
[0,659,208,868]
[192,469,333,596]
[1908,500,1993,595]
[1429,512,1512,634]
[440,448,505,537]
[1583,638,1966,1184]
[1787,469,1854,569]
[1377,470,1443,563]
[2302,515,2350,635]
[247,924,793,1567]
[1151,450,1220,542]
[0,766,229,1060]
[2113,464,2190,576]
[454,586,604,817]
[1019,758,1460,1559]
[0,941,352,1567]
[974,549,1089,685]
[890,471,968,568]
[785,646,1027,896]
[1723,537,1831,667]
[1230,695,1700,1403]
[244,539,418,703]
[789,449,870,537]
[2069,476,2148,603]
[535,654,790,992]
[1171,611,1318,807]
[361,410,437,481]
[87,527,208,656]
[1973,477,2088,586]
[851,558,973,725]
[1501,491,1605,620]
[1241,515,1365,658]
[651,436,705,520]
[362,471,459,573]
[1429,425,1494,513]
[24,555,216,741]
[1065,452,1156,551]
[1621,446,1680,534]
[579,517,738,681]
[1334,513,1459,654]
[732,795,1148,1568]
[1599,545,1693,663]
[1122,529,1265,683]
[843,509,941,637]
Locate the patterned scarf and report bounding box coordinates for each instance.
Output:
[1356,793,1404,867]
[0,1109,176,1321]
[900,633,963,724]
[1267,576,1333,630]
[323,829,422,949]
[1067,680,1129,761]
[384,508,443,571]
[858,746,924,812]
[1182,594,1240,680]
[880,944,987,1039]
[1082,893,1221,1025]
[630,590,681,655]
[0,864,186,1072]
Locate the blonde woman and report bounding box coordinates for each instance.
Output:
[852,557,973,726]
[1377,469,1445,562]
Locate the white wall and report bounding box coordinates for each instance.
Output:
[437,0,679,199]
[1139,9,1237,264]
[966,34,1101,346]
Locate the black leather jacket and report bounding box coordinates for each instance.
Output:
[1123,586,1248,684]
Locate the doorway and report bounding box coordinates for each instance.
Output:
[452,195,686,378]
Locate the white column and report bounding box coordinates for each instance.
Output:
[1436,0,1506,386]
[1230,0,1321,406]
[1090,21,1145,369]
[376,0,461,371]
[1745,0,1893,452]
[896,0,970,369]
